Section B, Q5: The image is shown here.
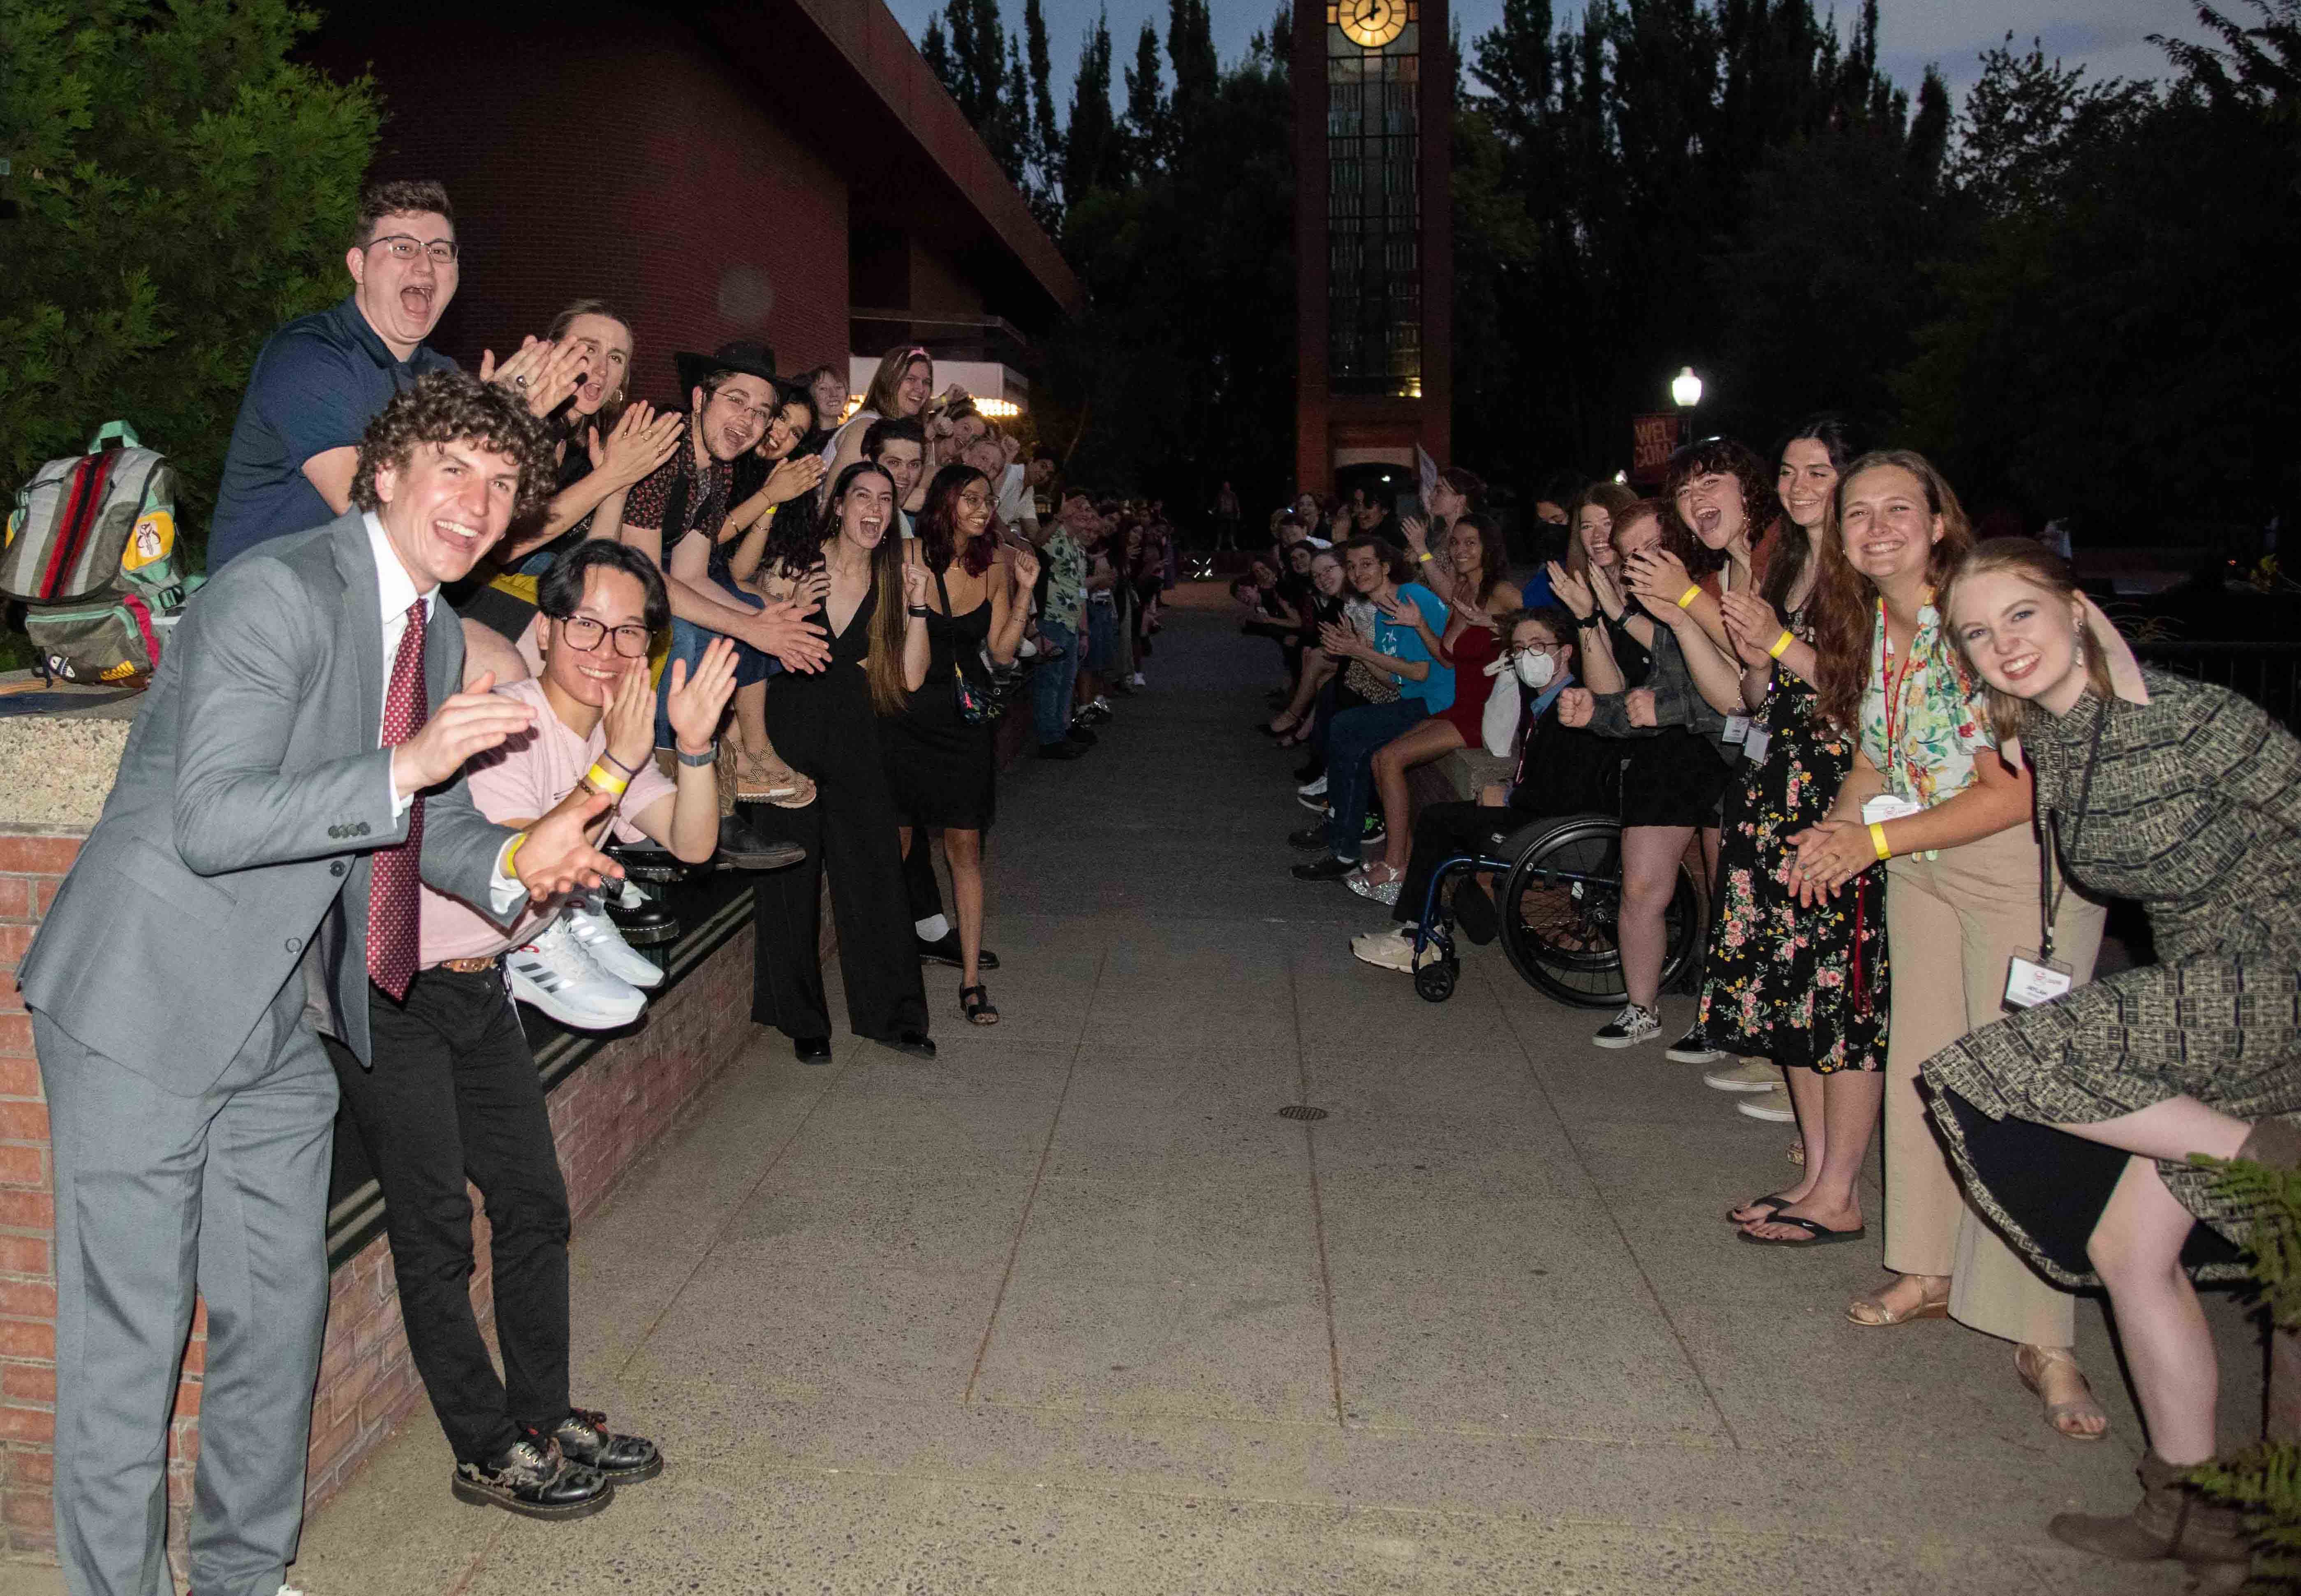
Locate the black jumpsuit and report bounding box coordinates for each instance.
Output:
[748,580,931,1043]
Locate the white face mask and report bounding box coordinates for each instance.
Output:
[1514,650,1557,690]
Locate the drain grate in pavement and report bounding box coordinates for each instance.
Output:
[1277,1105,1329,1121]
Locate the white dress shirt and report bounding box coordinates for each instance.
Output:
[362,511,525,918]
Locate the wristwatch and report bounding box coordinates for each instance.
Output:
[675,743,716,767]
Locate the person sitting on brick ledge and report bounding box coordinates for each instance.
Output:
[335,539,740,1524]
[14,372,620,1596]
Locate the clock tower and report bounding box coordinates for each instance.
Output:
[1294,0,1451,498]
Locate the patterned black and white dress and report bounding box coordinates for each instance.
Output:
[1924,669,2301,1286]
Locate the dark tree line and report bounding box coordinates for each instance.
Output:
[935,0,2301,541]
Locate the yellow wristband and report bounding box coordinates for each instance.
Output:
[505,831,526,876]
[584,762,630,797]
[1869,821,1891,862]
[1676,583,1701,610]
[1768,629,1794,660]
[1417,551,1433,563]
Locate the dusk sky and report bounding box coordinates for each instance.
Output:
[882,0,2216,115]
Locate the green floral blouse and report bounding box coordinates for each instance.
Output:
[1857,598,1995,808]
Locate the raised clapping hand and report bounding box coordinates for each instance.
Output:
[1010,544,1041,592]
[1785,819,1875,905]
[390,673,535,798]
[663,637,740,754]
[1317,620,1362,661]
[901,559,935,610]
[1623,547,1696,615]
[1546,560,1594,620]
[750,593,831,674]
[514,790,622,902]
[1553,687,1595,728]
[600,656,658,779]
[763,453,826,506]
[1373,589,1418,626]
[588,402,684,488]
[479,336,587,419]
[1586,562,1628,621]
[1719,590,1783,668]
[1400,513,1430,555]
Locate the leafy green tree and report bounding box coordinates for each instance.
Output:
[0,0,379,553]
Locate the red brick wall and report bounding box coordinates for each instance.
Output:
[324,7,853,404]
[0,826,762,1570]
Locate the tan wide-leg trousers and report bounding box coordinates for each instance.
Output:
[1882,822,2106,1347]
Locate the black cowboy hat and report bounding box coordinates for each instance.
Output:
[673,340,779,400]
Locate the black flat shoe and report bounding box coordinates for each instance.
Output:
[794,1036,832,1064]
[960,984,999,1026]
[1287,825,1329,850]
[715,816,806,872]
[1292,855,1357,882]
[529,1408,663,1484]
[607,838,681,884]
[888,1031,937,1059]
[918,932,999,971]
[450,1437,612,1521]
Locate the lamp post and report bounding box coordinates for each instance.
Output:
[1671,365,1704,410]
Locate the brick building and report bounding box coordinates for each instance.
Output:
[308,0,1080,409]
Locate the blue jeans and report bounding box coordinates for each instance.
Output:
[1033,617,1080,746]
[1323,699,1427,860]
[658,580,773,748]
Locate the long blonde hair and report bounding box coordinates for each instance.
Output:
[1942,537,2115,740]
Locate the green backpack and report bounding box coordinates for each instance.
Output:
[1,421,200,684]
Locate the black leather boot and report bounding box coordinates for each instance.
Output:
[450,1436,613,1520]
[530,1407,664,1484]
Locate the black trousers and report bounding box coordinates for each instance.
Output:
[330,969,572,1464]
[1393,801,1539,928]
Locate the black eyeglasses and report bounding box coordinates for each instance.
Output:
[553,616,652,657]
[368,234,460,263]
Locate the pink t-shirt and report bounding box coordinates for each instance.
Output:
[419,676,676,965]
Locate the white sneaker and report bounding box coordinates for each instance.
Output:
[1591,1003,1661,1049]
[1738,1097,1798,1123]
[1704,1057,1780,1092]
[1297,791,1329,814]
[566,898,663,990]
[505,918,646,1030]
[1350,925,1427,972]
[1297,774,1329,798]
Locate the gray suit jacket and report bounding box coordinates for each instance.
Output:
[18,510,510,1088]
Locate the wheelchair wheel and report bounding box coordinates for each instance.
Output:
[1496,815,1702,1008]
[1413,958,1458,1003]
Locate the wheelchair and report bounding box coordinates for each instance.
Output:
[1404,811,1703,1006]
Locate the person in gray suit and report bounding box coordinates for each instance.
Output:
[16,372,621,1596]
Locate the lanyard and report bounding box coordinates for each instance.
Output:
[1877,598,1921,787]
[2038,705,2108,961]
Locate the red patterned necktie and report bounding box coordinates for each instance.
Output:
[367,598,427,1000]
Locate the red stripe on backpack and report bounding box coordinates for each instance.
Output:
[41,452,118,601]
[120,593,162,671]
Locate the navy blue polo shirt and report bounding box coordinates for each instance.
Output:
[206,296,458,569]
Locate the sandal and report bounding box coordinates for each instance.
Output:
[1346,862,1403,907]
[2016,1344,2109,1441]
[1726,1191,1797,1226]
[960,984,999,1026]
[734,749,816,809]
[1738,1213,1867,1247]
[1845,1275,1950,1327]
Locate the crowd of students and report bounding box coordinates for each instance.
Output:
[18,176,1204,1594]
[1269,429,2301,1577]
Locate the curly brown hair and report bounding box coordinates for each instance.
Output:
[1808,449,1978,734]
[1663,436,1777,578]
[352,372,557,525]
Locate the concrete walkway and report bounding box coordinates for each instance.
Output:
[282,596,2254,1595]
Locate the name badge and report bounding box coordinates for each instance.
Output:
[2003,949,2074,1011]
[1741,727,1771,766]
[1861,793,1925,825]
[1722,712,1753,745]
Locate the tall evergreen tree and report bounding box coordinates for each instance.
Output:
[1023,0,1062,181]
[1124,20,1170,169]
[1065,10,1121,203]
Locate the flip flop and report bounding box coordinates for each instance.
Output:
[1725,1191,1796,1226]
[1737,1214,1868,1247]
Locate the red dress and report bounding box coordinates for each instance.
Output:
[1437,623,1499,745]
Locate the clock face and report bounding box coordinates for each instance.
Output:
[1339,0,1406,48]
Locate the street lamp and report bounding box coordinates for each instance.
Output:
[1671,366,1704,409]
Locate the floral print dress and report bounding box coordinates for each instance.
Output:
[1696,612,1889,1072]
